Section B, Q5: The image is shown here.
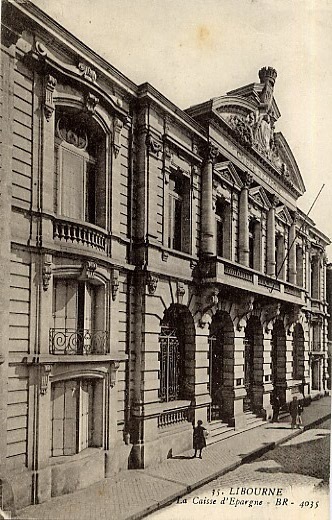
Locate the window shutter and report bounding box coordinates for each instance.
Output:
[79,381,90,451]
[60,147,84,220]
[51,382,65,457]
[63,381,77,455]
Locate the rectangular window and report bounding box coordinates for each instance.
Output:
[51,280,106,355]
[168,172,191,253]
[51,379,100,457]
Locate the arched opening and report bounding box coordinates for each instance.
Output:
[208,311,234,422]
[54,106,107,229]
[244,316,264,412]
[271,319,287,403]
[293,323,305,381]
[158,304,195,402]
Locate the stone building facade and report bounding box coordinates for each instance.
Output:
[1,0,330,509]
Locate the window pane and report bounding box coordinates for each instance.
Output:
[63,381,77,455]
[60,148,84,220]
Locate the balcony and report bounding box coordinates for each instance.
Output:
[49,328,109,355]
[53,217,108,252]
[158,406,190,429]
[200,257,305,303]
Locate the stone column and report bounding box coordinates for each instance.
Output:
[238,173,252,266]
[288,215,297,284]
[201,144,218,256]
[267,196,278,276]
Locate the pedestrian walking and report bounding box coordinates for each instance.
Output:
[271,393,281,423]
[289,396,299,429]
[297,401,304,428]
[193,420,207,458]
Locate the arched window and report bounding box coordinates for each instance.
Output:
[158,306,194,402]
[54,107,106,228]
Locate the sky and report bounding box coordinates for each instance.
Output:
[31,0,332,256]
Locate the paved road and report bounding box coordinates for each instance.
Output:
[148,419,330,520]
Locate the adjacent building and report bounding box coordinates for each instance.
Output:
[1,0,330,509]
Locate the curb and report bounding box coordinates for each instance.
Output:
[133,412,331,520]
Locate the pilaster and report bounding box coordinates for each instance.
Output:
[288,216,297,284]
[0,39,16,471]
[238,173,252,266]
[201,144,217,256]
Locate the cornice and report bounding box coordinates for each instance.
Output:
[6,0,138,97]
[137,83,207,141]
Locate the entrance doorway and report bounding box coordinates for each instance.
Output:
[208,311,234,422]
[271,319,287,403]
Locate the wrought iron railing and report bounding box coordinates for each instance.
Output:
[49,328,109,355]
[53,218,107,251]
[158,407,190,428]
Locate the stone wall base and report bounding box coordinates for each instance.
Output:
[130,424,193,469]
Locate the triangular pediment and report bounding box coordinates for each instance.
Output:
[186,68,306,199]
[214,161,243,190]
[249,186,271,210]
[276,205,293,225]
[273,133,306,195]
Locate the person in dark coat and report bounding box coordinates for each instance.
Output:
[193,420,207,458]
[289,396,299,429]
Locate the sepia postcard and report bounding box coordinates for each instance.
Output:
[0,1,331,519]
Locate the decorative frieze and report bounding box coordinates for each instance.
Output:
[261,302,281,332]
[146,273,158,295]
[44,74,57,122]
[39,364,52,395]
[205,143,219,163]
[42,254,52,291]
[176,282,185,304]
[110,361,120,388]
[235,295,254,331]
[111,269,120,301]
[77,62,97,83]
[146,134,163,157]
[81,260,97,280]
[113,118,123,157]
[85,92,99,114]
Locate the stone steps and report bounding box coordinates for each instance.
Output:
[206,411,265,446]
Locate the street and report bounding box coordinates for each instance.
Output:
[148,419,330,520]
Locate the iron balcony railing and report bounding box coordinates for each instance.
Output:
[49,328,109,355]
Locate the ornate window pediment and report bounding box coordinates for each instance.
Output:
[214,161,243,190]
[276,205,292,226]
[249,186,271,210]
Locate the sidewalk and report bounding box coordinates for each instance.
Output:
[18,396,331,520]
